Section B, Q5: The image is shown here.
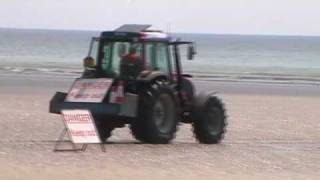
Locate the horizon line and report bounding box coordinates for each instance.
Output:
[1,26,320,38]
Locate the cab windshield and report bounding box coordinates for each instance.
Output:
[99,40,142,77]
[87,38,172,78]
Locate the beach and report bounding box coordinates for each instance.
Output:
[0,73,319,180]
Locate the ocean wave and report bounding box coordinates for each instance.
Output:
[1,66,319,85]
[192,73,320,85]
[0,66,82,75]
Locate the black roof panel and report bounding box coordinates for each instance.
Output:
[115,24,151,33]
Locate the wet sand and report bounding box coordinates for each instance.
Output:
[0,74,319,180]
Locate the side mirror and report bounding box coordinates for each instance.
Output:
[187,44,196,60]
[118,43,126,57]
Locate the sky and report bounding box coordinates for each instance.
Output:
[1,0,320,36]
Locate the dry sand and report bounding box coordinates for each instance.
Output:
[0,75,319,180]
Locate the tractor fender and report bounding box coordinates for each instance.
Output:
[191,91,220,119]
[137,70,168,83]
[193,91,218,108]
[182,91,218,123]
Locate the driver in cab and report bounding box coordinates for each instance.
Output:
[120,46,143,80]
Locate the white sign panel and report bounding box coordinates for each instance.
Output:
[66,78,112,103]
[61,110,101,144]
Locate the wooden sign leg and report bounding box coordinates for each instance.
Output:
[53,127,83,152]
[100,144,106,152]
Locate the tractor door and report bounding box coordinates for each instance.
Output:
[145,43,173,78]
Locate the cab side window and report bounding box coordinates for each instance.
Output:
[156,43,171,74]
[145,43,156,70]
[101,43,112,72]
[145,43,171,74]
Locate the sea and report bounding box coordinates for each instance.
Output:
[1,28,320,85]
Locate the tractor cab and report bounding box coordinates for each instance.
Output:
[83,24,196,82]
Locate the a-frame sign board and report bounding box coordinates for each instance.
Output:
[54,110,105,152]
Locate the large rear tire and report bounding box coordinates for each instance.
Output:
[130,81,178,144]
[192,96,227,144]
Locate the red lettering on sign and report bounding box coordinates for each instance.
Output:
[73,81,111,89]
[70,130,97,137]
[90,94,103,98]
[64,114,93,124]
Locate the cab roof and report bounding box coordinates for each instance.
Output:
[100,24,171,42]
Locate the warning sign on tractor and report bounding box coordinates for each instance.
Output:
[66,78,112,103]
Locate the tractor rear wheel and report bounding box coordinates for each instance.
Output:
[130,81,178,144]
[192,96,226,144]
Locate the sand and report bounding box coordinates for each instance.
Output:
[0,74,319,180]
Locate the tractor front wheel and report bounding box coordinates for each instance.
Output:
[192,96,227,144]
